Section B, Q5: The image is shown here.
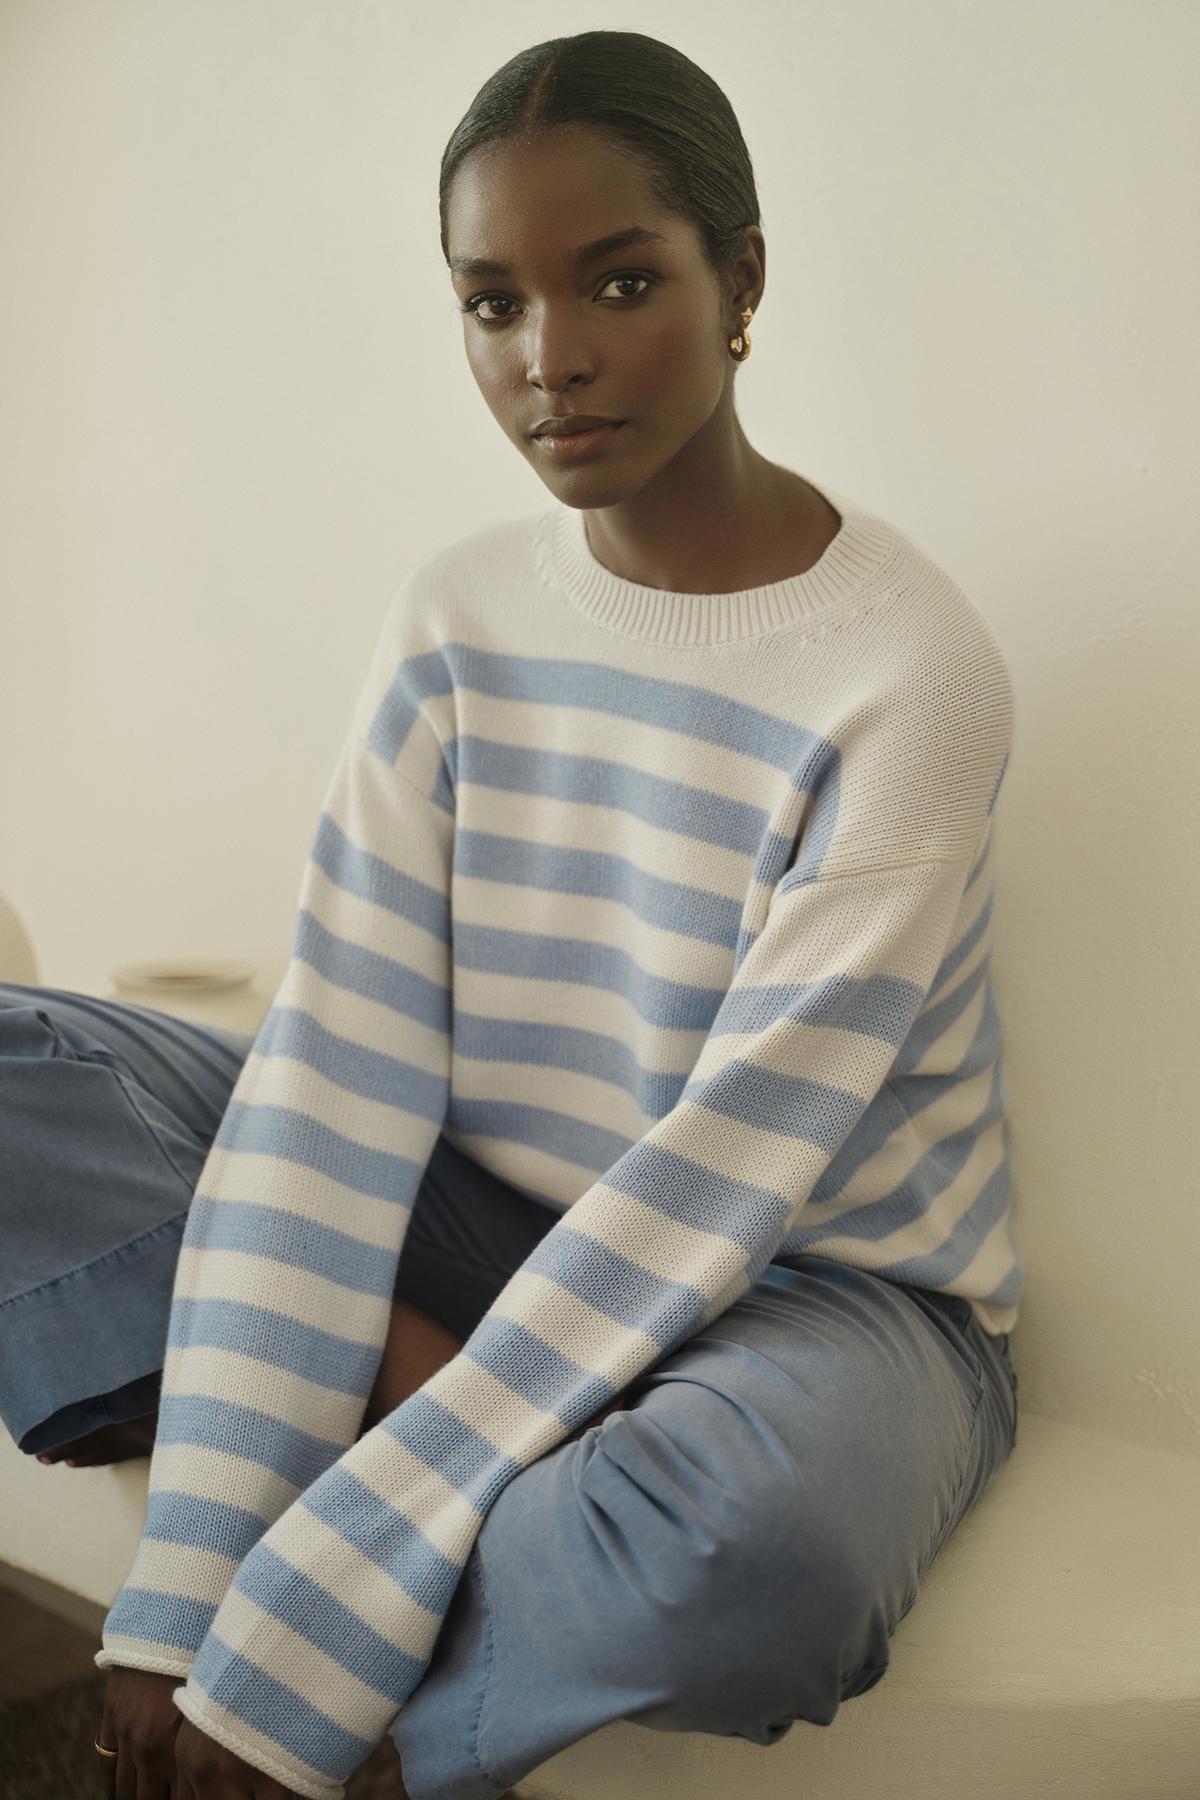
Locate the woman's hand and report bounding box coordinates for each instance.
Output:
[174,1716,305,1797]
[97,1667,304,1798]
[94,1395,629,1797]
[96,1666,183,1798]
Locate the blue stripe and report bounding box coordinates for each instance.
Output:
[929,881,994,997]
[453,918,728,1031]
[869,1156,1016,1302]
[455,1055,947,1196]
[787,1059,1007,1255]
[805,994,1004,1211]
[183,1196,401,1298]
[166,1295,382,1397]
[141,1487,269,1558]
[378,1386,525,1510]
[210,1098,435,1201]
[290,908,451,1028]
[455,828,744,950]
[894,984,1003,1121]
[712,969,924,1046]
[450,1095,637,1175]
[778,742,844,888]
[232,1542,428,1701]
[189,1632,375,1781]
[464,1260,706,1385]
[450,733,784,855]
[893,956,992,1077]
[449,971,924,1127]
[366,684,429,766]
[542,1142,790,1251]
[439,643,839,774]
[309,812,451,943]
[103,1586,217,1658]
[255,1000,449,1112]
[680,1057,879,1152]
[802,1079,920,1209]
[155,1392,350,1492]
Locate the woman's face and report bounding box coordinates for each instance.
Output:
[445,125,739,504]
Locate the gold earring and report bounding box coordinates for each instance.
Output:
[728,306,754,362]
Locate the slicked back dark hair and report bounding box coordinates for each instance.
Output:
[439,30,762,303]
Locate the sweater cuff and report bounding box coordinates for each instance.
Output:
[173,1681,347,1800]
[93,1645,195,1680]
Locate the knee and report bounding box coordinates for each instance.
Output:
[570,1406,884,1732]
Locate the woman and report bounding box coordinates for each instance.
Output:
[4,29,1021,1800]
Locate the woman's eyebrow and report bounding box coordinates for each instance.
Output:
[449,225,669,282]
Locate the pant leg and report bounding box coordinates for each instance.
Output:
[0,983,257,1453]
[0,981,556,1455]
[389,1255,1019,1800]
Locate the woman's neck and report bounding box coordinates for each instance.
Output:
[582,450,842,596]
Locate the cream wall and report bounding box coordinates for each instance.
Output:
[2,2,1197,1457]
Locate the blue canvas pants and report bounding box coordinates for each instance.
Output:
[0,981,1019,1798]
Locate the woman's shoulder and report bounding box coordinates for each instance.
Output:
[392,505,551,598]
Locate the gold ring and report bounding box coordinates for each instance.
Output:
[94,1737,119,1757]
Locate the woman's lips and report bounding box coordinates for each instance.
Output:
[532,422,626,460]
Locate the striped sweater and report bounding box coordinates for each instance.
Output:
[96,481,1020,1798]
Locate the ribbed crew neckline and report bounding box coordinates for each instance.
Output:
[546,477,901,647]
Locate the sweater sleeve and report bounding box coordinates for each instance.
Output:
[161,846,978,1800]
[95,608,456,1685]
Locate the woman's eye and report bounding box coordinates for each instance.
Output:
[461,273,654,326]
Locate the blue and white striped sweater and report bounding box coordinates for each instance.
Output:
[97,484,1019,1798]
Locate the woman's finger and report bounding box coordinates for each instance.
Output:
[135,1747,181,1800]
[176,1716,290,1798]
[94,1692,119,1798]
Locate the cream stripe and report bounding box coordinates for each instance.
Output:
[189,1144,412,1255]
[802,1063,1000,1230]
[911,969,991,1072]
[117,1534,239,1606]
[454,686,800,796]
[162,1344,365,1443]
[174,1246,395,1345]
[304,858,449,981]
[208,1579,425,1721]
[145,1439,301,1520]
[331,1433,482,1564]
[229,1043,443,1150]
[456,784,764,894]
[265,958,449,1078]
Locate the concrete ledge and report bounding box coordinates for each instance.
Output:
[5,1412,1198,1798]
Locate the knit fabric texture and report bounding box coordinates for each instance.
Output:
[95,481,1020,1798]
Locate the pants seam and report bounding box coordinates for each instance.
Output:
[110,1064,205,1194]
[0,1209,189,1310]
[467,1543,506,1792]
[931,1370,986,1563]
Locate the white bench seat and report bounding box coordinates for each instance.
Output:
[4,1411,1198,1798]
[512,1412,1200,1799]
